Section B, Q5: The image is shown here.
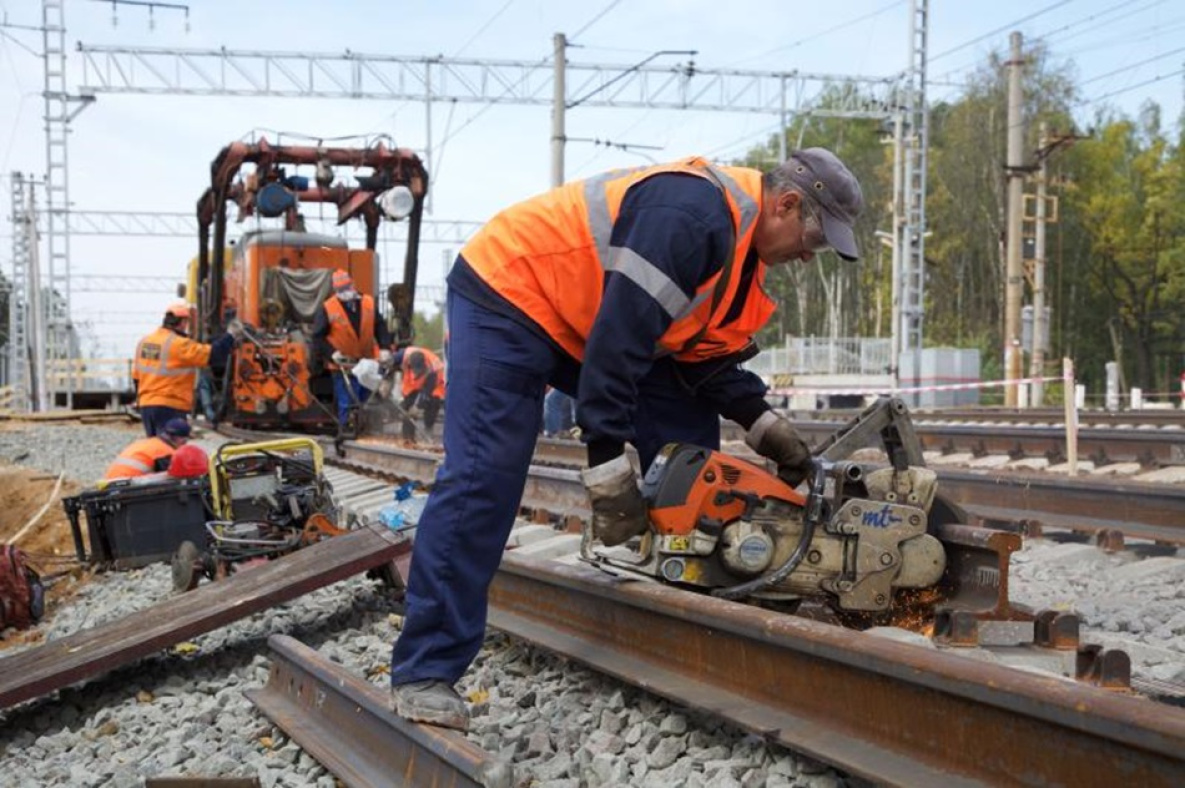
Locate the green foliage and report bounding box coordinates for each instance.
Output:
[733,41,1185,400]
[1064,115,1185,394]
[412,310,445,353]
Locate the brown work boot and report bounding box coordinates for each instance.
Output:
[391,680,470,731]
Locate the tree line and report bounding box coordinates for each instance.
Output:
[741,41,1185,403]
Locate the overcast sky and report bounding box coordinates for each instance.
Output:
[2,0,1182,357]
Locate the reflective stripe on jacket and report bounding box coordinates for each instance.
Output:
[324,295,378,364]
[459,156,774,363]
[104,437,175,480]
[400,347,446,400]
[133,326,212,411]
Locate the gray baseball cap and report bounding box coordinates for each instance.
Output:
[784,148,864,261]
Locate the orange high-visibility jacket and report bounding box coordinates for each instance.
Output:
[324,295,379,364]
[133,326,212,411]
[460,157,775,363]
[104,436,176,480]
[400,347,446,400]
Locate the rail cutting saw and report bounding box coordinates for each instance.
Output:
[582,398,962,612]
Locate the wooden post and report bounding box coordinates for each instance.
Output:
[1063,357,1078,475]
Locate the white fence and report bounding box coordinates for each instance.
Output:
[746,337,892,378]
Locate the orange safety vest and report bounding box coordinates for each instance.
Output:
[133,326,212,411]
[460,157,775,363]
[104,437,176,480]
[400,347,446,400]
[324,295,379,365]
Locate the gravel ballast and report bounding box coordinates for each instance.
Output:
[2,421,1183,786]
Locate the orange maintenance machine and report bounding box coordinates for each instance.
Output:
[192,137,428,430]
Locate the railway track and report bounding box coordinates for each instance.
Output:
[4,418,1184,785]
[302,436,1185,785]
[334,436,1185,546]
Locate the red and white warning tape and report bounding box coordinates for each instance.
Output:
[768,375,1064,398]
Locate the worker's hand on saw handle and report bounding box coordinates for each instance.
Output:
[581,455,649,547]
[746,410,812,487]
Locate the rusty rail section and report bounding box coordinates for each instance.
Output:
[488,553,1185,787]
[0,526,407,710]
[338,439,1185,543]
[247,635,511,788]
[935,468,1185,543]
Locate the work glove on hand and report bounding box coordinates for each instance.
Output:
[581,454,649,547]
[331,350,349,366]
[378,349,393,364]
[226,319,245,341]
[746,410,812,487]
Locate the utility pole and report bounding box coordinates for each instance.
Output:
[551,32,566,188]
[889,113,904,391]
[1031,121,1049,406]
[1003,31,1026,407]
[25,184,48,412]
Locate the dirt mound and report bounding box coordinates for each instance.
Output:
[0,465,95,649]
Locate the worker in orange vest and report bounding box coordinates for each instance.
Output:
[392,346,446,438]
[312,269,392,426]
[133,302,238,437]
[388,148,864,731]
[103,418,191,480]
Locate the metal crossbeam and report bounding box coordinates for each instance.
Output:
[77,44,905,118]
[69,274,447,306]
[63,209,482,242]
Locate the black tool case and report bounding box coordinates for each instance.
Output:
[63,478,211,568]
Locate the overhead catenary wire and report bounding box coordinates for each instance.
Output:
[726,0,906,68]
[569,0,623,42]
[1077,64,1185,107]
[929,1,1172,86]
[1034,0,1161,43]
[438,0,627,150]
[451,0,518,57]
[930,0,1076,63]
[1077,44,1185,88]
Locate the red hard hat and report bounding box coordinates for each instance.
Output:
[331,269,354,292]
[168,444,209,479]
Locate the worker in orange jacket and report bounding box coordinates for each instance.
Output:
[103,418,191,480]
[311,269,391,426]
[389,148,864,731]
[133,302,238,437]
[392,346,446,438]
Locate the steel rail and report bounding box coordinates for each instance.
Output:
[487,552,1185,786]
[730,418,1185,466]
[0,526,407,710]
[248,635,512,788]
[767,407,1185,428]
[934,468,1185,542]
[337,439,1185,543]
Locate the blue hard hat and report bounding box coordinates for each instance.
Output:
[162,417,192,438]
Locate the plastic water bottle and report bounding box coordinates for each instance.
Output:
[377,482,424,531]
[378,505,406,530]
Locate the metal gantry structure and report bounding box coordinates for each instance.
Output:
[9,1,933,410]
[7,174,33,408]
[899,0,930,392]
[61,211,482,242]
[73,44,906,117]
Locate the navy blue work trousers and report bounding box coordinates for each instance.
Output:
[332,371,370,425]
[140,405,186,437]
[390,291,721,686]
